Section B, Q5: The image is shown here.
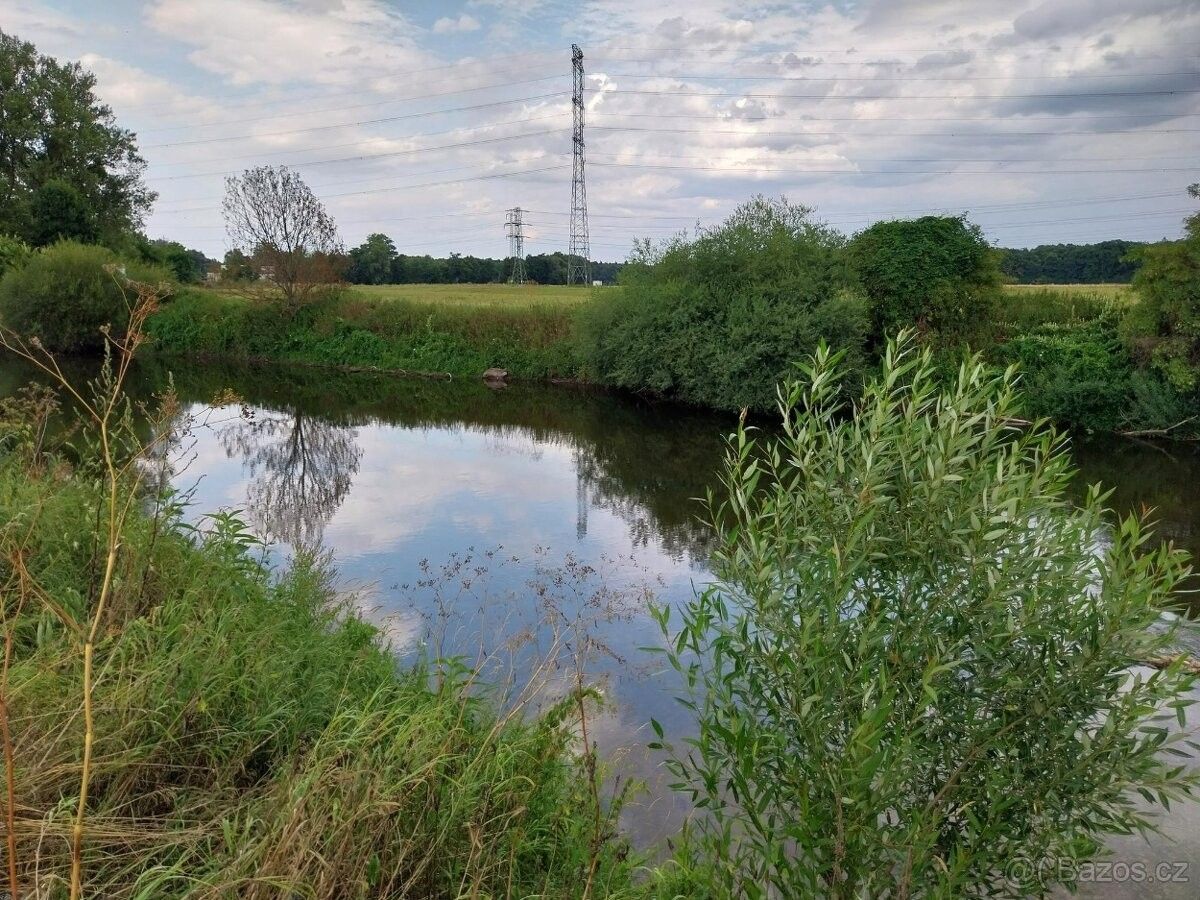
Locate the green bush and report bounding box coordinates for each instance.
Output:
[994,316,1197,434]
[575,196,868,410]
[655,334,1198,896]
[850,215,1001,344]
[0,240,171,352]
[994,319,1133,431]
[0,234,32,276]
[1123,186,1200,392]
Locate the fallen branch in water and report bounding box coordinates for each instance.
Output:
[1140,653,1200,676]
[1120,416,1199,439]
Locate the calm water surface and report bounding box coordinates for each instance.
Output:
[3,355,1199,881]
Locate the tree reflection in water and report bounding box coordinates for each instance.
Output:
[220,409,362,547]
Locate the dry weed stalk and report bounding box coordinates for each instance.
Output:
[0,272,173,899]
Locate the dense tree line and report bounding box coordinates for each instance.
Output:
[999,240,1145,283]
[0,29,154,247]
[0,30,216,284]
[345,233,622,285]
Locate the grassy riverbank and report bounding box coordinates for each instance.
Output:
[143,276,1195,437]
[146,281,1121,377]
[147,285,585,379]
[0,437,652,896]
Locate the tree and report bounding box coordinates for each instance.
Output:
[222,165,344,311]
[221,249,257,282]
[850,215,1001,344]
[126,238,212,284]
[657,334,1197,897]
[0,30,155,244]
[346,233,396,284]
[1000,240,1145,284]
[1124,184,1200,392]
[26,179,99,246]
[0,233,30,276]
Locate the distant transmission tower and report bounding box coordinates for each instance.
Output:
[567,43,590,285]
[505,206,526,284]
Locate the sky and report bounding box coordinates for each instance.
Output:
[2,0,1198,260]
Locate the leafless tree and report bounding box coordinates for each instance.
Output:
[222,165,345,311]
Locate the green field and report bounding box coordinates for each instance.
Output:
[1002,282,1134,301]
[349,282,1128,311]
[349,282,610,310]
[997,282,1136,329]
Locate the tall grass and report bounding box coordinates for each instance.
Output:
[996,284,1134,329]
[349,283,602,311]
[0,464,637,896]
[147,287,581,380]
[0,277,639,897]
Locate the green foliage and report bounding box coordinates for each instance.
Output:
[576,196,868,410]
[0,29,154,244]
[1000,240,1145,284]
[338,245,622,286]
[655,334,1198,897]
[0,435,640,896]
[147,286,579,379]
[850,215,1001,343]
[140,238,213,283]
[25,178,99,246]
[995,319,1135,432]
[347,232,397,284]
[221,248,257,282]
[992,285,1129,332]
[0,240,171,352]
[1123,186,1200,393]
[0,233,32,275]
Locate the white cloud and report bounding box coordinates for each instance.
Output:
[0,0,89,42]
[145,0,436,87]
[19,0,1187,256]
[433,14,482,34]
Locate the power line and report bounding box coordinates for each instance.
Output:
[591,86,1200,100]
[596,70,1200,82]
[590,160,1200,176]
[142,90,568,143]
[982,209,1193,229]
[155,155,572,209]
[587,110,1200,123]
[588,150,1197,164]
[592,54,1200,69]
[158,163,570,213]
[589,41,1200,54]
[147,114,568,164]
[591,124,1200,137]
[146,129,570,182]
[118,52,569,114]
[140,77,567,134]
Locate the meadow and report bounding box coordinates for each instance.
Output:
[349,282,609,310]
[996,282,1136,329]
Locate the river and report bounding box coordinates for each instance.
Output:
[3,354,1199,894]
